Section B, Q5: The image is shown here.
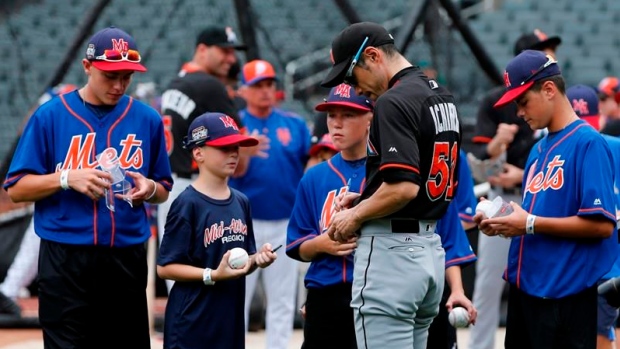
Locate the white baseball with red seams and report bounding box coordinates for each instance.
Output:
[228,247,249,269]
[448,306,470,328]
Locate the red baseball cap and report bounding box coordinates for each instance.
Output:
[494,50,561,108]
[183,112,258,149]
[85,27,147,72]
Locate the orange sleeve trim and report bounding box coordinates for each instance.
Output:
[379,163,420,174]
[472,136,492,144]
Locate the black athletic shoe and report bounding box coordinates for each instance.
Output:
[0,291,21,317]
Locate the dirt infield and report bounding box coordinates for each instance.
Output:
[0,298,505,349]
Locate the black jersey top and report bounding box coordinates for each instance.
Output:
[161,63,242,175]
[470,85,536,170]
[360,66,462,221]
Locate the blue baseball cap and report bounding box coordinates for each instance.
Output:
[183,112,258,149]
[566,84,600,129]
[315,83,374,112]
[85,27,146,72]
[494,50,561,108]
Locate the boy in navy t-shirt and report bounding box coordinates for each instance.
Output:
[157,112,278,349]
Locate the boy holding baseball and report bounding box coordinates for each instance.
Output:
[157,112,277,349]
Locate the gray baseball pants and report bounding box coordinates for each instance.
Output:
[352,219,445,349]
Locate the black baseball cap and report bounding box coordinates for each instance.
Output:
[513,29,561,56]
[196,26,247,50]
[321,22,394,88]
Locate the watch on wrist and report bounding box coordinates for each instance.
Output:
[202,268,215,286]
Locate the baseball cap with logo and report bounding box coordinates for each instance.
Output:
[494,50,562,108]
[513,29,562,56]
[315,83,374,112]
[85,27,147,72]
[566,84,600,130]
[241,60,277,86]
[182,112,258,149]
[196,26,247,50]
[321,22,395,88]
[309,134,339,157]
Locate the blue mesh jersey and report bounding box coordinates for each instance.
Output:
[455,149,478,224]
[507,120,618,298]
[601,134,620,281]
[286,154,475,289]
[158,186,257,349]
[437,199,477,269]
[3,91,173,247]
[229,108,311,220]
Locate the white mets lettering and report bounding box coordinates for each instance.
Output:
[429,102,460,134]
[204,218,249,246]
[161,89,196,120]
[525,155,565,194]
[56,133,144,171]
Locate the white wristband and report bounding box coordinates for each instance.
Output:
[145,179,157,201]
[202,268,215,285]
[526,214,536,235]
[60,170,70,190]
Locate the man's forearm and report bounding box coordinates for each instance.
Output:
[353,181,419,224]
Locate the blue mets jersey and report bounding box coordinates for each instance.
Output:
[508,120,617,298]
[158,186,257,349]
[437,199,477,269]
[3,91,173,247]
[229,108,310,220]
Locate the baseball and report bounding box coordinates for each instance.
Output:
[475,200,495,218]
[228,247,249,269]
[448,307,470,328]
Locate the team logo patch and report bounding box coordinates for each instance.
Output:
[503,71,511,88]
[191,126,208,143]
[571,98,589,115]
[219,115,239,130]
[534,28,548,41]
[111,38,129,53]
[225,27,238,44]
[86,44,95,59]
[277,127,292,146]
[334,84,351,98]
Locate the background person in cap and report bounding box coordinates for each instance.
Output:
[3,26,173,348]
[467,28,562,349]
[157,112,277,349]
[308,133,338,165]
[286,83,373,349]
[158,25,254,293]
[566,84,620,349]
[474,50,617,349]
[597,76,620,136]
[229,59,311,349]
[321,21,462,349]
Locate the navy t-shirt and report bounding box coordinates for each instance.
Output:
[158,185,257,349]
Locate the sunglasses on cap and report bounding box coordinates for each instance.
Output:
[519,55,557,86]
[93,49,142,63]
[343,36,369,87]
